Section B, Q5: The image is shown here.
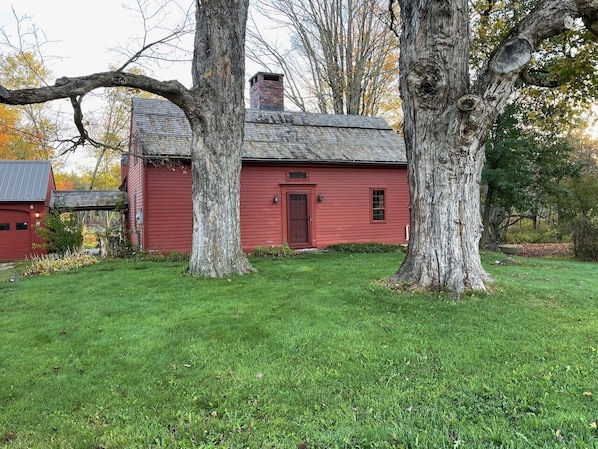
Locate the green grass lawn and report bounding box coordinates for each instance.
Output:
[0,252,597,448]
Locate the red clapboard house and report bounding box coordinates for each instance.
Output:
[123,72,409,253]
[0,160,54,261]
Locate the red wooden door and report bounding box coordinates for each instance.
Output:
[287,193,309,247]
[0,210,32,261]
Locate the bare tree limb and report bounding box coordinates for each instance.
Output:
[115,0,195,71]
[70,95,88,143]
[248,0,399,115]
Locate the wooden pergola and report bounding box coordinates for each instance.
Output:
[49,190,127,212]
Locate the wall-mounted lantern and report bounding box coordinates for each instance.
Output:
[317,193,324,202]
[273,194,279,204]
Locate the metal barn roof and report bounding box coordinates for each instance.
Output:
[0,160,53,202]
[131,97,406,164]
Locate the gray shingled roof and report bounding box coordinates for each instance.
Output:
[131,97,406,164]
[50,190,127,211]
[0,160,53,202]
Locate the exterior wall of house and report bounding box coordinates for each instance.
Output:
[144,164,193,253]
[132,161,409,254]
[125,143,147,249]
[240,163,410,250]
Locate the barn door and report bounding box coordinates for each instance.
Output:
[0,210,32,261]
[287,192,310,248]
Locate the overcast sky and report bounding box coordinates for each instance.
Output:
[0,0,196,84]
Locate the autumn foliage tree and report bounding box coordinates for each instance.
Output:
[0,104,20,157]
[0,52,57,161]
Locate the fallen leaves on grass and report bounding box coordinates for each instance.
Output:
[521,243,573,258]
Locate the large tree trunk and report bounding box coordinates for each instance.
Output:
[186,0,253,277]
[390,0,598,296]
[186,117,252,277]
[389,0,492,294]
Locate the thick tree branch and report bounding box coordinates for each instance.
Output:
[0,71,189,106]
[0,70,195,151]
[59,94,123,153]
[69,95,89,146]
[476,0,598,119]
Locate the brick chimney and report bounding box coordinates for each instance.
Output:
[249,72,284,111]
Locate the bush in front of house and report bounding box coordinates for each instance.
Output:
[325,242,406,253]
[250,242,296,257]
[36,210,83,255]
[572,218,598,261]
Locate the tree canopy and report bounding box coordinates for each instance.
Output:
[471,0,598,132]
[481,103,581,246]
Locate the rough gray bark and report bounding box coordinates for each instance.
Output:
[390,0,598,295]
[187,0,253,277]
[0,0,254,277]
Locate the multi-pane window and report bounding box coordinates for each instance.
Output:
[372,189,386,221]
[287,170,308,181]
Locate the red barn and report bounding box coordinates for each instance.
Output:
[124,73,409,253]
[0,160,54,261]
